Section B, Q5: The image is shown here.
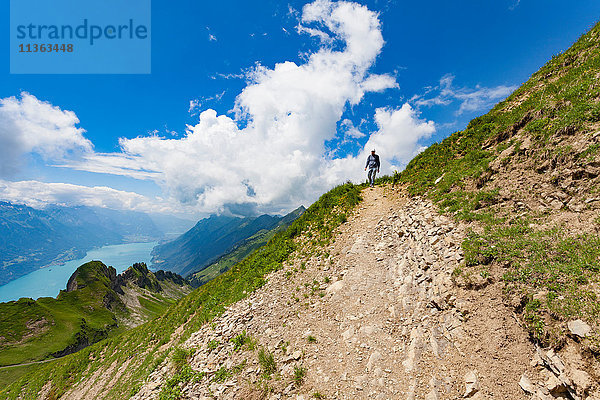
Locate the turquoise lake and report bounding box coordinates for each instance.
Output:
[0,241,158,303]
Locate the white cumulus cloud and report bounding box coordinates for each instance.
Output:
[327,104,435,184]
[63,0,406,215]
[4,0,436,216]
[0,92,92,177]
[0,179,185,215]
[367,105,435,171]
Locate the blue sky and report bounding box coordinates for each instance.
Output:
[1,0,599,217]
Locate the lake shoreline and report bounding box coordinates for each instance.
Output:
[0,241,159,303]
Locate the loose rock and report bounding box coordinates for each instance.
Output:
[567,319,591,338]
[464,370,480,398]
[519,374,536,394]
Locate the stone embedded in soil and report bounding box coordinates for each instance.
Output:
[569,369,592,394]
[530,352,543,367]
[546,374,567,396]
[567,319,591,338]
[284,350,302,363]
[464,370,480,398]
[366,351,382,372]
[326,280,344,294]
[519,374,536,394]
[540,349,565,376]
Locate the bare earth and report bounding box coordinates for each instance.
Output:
[131,186,579,400]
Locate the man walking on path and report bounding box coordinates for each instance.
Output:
[364,149,380,188]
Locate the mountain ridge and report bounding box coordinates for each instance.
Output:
[0,261,190,373]
[188,206,306,287]
[152,206,306,277]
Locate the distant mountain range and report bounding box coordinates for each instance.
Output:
[188,206,306,287]
[152,206,306,279]
[0,202,194,286]
[147,213,197,238]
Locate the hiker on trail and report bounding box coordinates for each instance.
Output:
[364,149,380,188]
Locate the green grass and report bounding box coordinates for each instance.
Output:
[258,348,276,379]
[394,21,600,346]
[231,330,253,351]
[188,229,276,287]
[0,262,120,367]
[0,363,43,389]
[158,364,205,400]
[293,365,306,386]
[210,360,248,383]
[463,221,600,344]
[137,293,177,320]
[2,182,361,399]
[212,366,231,383]
[170,347,194,372]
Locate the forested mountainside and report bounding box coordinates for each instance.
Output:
[152,207,305,278]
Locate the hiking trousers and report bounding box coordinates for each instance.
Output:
[368,168,377,187]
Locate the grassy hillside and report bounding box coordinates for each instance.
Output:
[152,214,280,277]
[189,206,306,287]
[0,262,189,388]
[189,228,279,287]
[0,262,121,368]
[398,21,600,347]
[1,183,360,399]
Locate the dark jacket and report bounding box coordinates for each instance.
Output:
[365,154,380,169]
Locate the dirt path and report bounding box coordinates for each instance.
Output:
[133,186,540,400]
[0,358,57,370]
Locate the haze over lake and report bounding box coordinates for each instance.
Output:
[0,242,158,303]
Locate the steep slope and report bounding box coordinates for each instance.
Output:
[4,20,600,400]
[398,22,600,352]
[0,183,360,400]
[152,207,305,277]
[0,261,190,373]
[133,187,537,399]
[188,206,306,287]
[0,202,163,286]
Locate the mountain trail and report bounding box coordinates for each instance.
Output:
[132,187,569,399]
